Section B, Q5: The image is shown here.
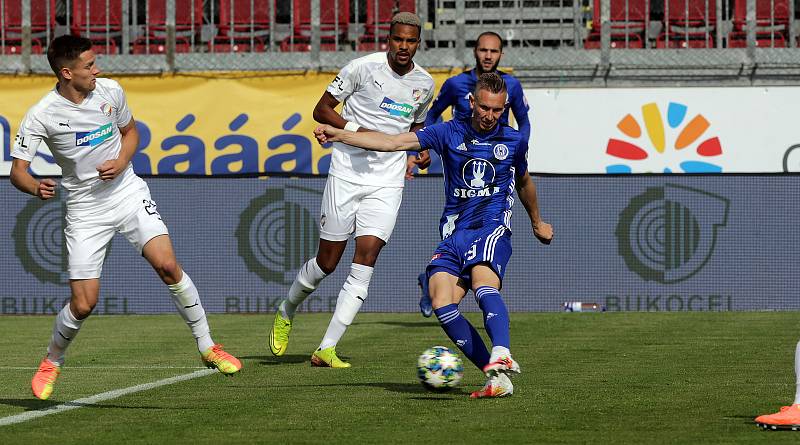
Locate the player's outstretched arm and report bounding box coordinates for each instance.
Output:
[10,158,56,200]
[97,118,139,181]
[314,124,421,152]
[515,172,553,245]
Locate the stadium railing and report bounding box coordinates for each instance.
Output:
[1,0,799,86]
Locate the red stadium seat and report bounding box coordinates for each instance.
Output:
[71,0,123,54]
[1,0,55,54]
[280,0,350,51]
[728,0,789,48]
[211,0,273,53]
[584,0,648,49]
[132,0,203,54]
[657,0,717,48]
[357,0,416,50]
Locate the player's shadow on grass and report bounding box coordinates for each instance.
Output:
[0,398,166,411]
[311,382,466,398]
[239,354,309,365]
[357,321,439,328]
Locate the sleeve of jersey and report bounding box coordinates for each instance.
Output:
[113,82,133,128]
[415,122,446,156]
[423,79,451,127]
[510,80,531,144]
[11,112,47,162]
[513,139,530,175]
[413,80,436,124]
[326,60,360,102]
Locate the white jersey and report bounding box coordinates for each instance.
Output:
[11,78,140,210]
[327,52,435,187]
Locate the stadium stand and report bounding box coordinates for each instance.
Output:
[1,0,55,54]
[71,0,122,54]
[132,0,204,54]
[211,0,273,52]
[656,0,717,48]
[728,0,790,47]
[584,0,648,48]
[279,0,349,51]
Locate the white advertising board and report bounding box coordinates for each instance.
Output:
[524,87,800,173]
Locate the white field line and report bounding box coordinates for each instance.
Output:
[0,368,217,427]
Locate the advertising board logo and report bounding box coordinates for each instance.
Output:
[783,144,800,172]
[13,196,67,285]
[606,102,723,173]
[616,184,729,284]
[379,97,414,118]
[236,186,321,284]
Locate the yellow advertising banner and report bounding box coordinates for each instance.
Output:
[0,71,453,176]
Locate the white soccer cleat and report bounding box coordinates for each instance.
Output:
[482,355,521,377]
[470,373,513,399]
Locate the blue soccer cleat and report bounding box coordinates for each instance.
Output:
[418,272,433,318]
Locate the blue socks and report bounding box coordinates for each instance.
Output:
[475,286,510,349]
[434,304,490,370]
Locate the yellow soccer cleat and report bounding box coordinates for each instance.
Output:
[201,344,242,375]
[268,310,292,356]
[311,346,351,368]
[31,357,61,400]
[755,404,800,430]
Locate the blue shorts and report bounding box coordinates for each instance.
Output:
[426,223,512,288]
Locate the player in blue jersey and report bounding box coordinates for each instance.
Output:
[314,73,553,398]
[415,31,531,317]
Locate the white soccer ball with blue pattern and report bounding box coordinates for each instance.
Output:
[417,346,464,391]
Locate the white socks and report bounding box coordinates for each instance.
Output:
[167,272,214,352]
[46,304,84,366]
[319,263,373,350]
[793,340,800,405]
[281,257,328,320]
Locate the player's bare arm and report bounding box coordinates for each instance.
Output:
[515,172,553,245]
[314,124,421,152]
[10,158,56,200]
[97,118,138,181]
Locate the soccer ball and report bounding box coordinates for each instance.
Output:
[417,346,464,391]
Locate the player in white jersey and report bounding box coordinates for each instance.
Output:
[10,35,241,400]
[268,12,435,367]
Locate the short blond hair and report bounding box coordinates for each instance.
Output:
[390,12,421,36]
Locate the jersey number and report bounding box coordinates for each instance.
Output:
[466,244,477,261]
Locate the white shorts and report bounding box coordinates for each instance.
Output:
[319,175,403,242]
[65,182,169,279]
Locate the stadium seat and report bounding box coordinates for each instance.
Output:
[357,0,416,51]
[211,0,272,53]
[1,0,55,54]
[132,0,203,54]
[584,0,648,49]
[279,0,349,52]
[727,0,789,48]
[656,0,717,48]
[71,0,123,54]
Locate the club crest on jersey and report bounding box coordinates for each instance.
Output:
[379,97,414,118]
[76,123,113,147]
[412,88,427,102]
[100,103,114,117]
[493,144,509,160]
[455,159,499,198]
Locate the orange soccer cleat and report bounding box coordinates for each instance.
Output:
[201,344,242,375]
[31,357,61,400]
[755,404,800,430]
[482,355,521,377]
[470,373,514,399]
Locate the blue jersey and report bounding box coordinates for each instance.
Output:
[424,69,531,143]
[416,118,528,240]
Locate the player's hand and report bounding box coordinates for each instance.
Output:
[533,221,553,245]
[97,159,125,181]
[314,124,341,145]
[414,150,431,170]
[405,155,418,180]
[36,178,56,200]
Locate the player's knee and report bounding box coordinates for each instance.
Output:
[70,300,95,319]
[315,258,337,275]
[152,258,181,283]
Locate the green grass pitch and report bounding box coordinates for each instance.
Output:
[0,312,799,444]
